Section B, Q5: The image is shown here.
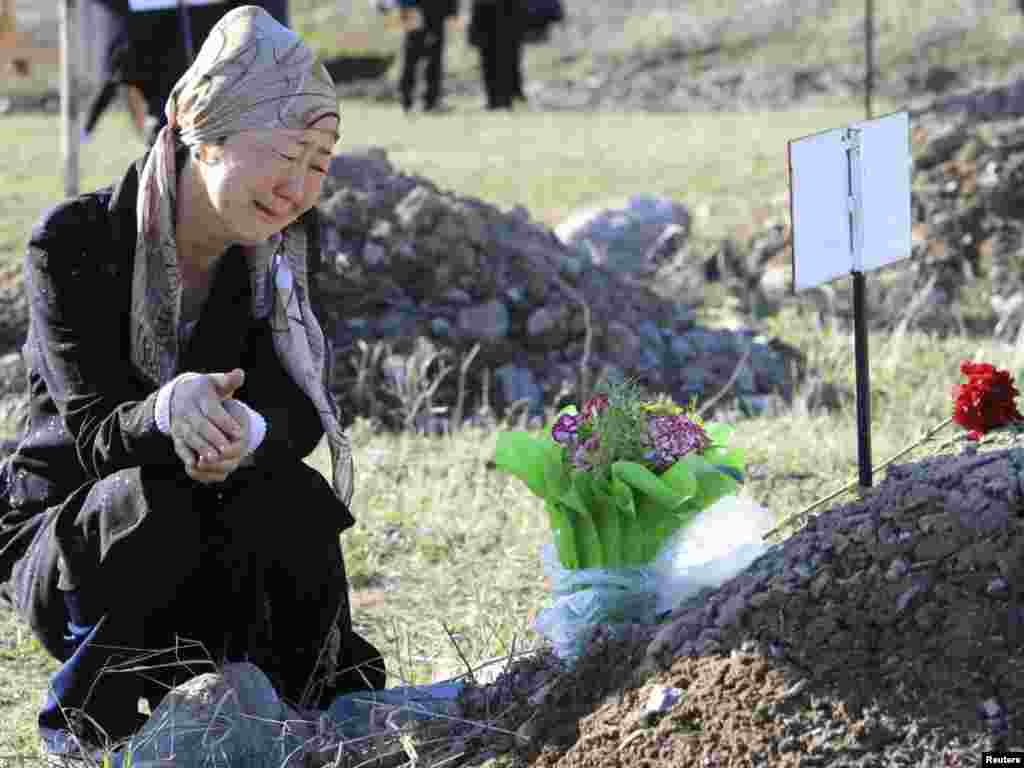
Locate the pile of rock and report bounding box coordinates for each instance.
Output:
[315,149,803,429]
[643,439,1024,748]
[687,108,1024,342]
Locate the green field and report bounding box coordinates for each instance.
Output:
[3,97,1023,762]
[2,0,1024,761]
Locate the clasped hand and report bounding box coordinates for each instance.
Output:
[169,368,251,485]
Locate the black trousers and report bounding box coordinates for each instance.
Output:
[11,460,385,743]
[399,20,447,110]
[472,4,520,109]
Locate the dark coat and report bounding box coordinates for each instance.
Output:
[0,147,379,748]
[0,145,349,597]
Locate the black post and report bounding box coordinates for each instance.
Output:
[865,0,874,120]
[852,270,872,488]
[178,0,195,64]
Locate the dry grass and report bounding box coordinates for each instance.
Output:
[3,0,1024,762]
[4,307,1024,764]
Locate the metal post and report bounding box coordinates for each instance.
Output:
[60,0,80,198]
[844,126,871,488]
[178,0,195,64]
[865,0,874,120]
[853,270,872,488]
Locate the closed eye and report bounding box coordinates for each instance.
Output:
[276,151,327,174]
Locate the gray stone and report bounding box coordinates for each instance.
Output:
[362,240,388,268]
[642,684,684,721]
[395,186,445,234]
[602,321,642,366]
[431,317,453,338]
[457,300,510,340]
[637,320,666,352]
[442,287,472,305]
[555,195,691,276]
[297,149,808,429]
[680,328,729,357]
[669,334,697,364]
[115,663,311,768]
[376,309,419,338]
[495,365,543,414]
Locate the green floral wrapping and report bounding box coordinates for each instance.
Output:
[494,417,745,570]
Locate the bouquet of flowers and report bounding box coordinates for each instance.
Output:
[495,379,765,660]
[495,378,745,571]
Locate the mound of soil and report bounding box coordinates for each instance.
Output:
[412,431,1024,767]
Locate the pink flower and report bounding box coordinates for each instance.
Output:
[581,394,610,421]
[647,414,710,469]
[573,435,601,471]
[551,413,580,445]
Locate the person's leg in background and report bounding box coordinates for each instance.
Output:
[422,18,446,110]
[473,2,503,109]
[491,29,515,109]
[510,30,525,102]
[399,26,427,112]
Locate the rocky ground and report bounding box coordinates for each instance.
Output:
[375,428,1024,768]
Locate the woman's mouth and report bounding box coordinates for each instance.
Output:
[254,202,280,221]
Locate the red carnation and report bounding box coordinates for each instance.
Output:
[581,393,610,421]
[951,360,1023,441]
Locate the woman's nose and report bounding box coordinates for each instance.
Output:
[276,168,306,203]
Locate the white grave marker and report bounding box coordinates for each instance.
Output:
[787,110,912,487]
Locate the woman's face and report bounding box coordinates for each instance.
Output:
[197,115,339,245]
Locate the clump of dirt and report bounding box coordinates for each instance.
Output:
[424,434,1024,767]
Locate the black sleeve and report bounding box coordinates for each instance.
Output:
[23,198,181,480]
[237,322,326,463]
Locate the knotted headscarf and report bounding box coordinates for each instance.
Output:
[131,5,354,506]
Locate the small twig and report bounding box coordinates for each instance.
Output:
[762,416,955,540]
[577,299,594,407]
[891,272,938,340]
[449,648,544,681]
[697,335,754,419]
[300,601,346,710]
[440,621,477,686]
[451,343,481,432]
[431,751,469,767]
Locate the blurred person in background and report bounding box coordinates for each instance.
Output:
[467,0,524,110]
[396,0,459,113]
[0,6,383,759]
[83,0,291,147]
[512,0,565,103]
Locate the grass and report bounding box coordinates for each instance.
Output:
[0,97,895,281]
[4,315,1023,764]
[285,0,1024,85]
[3,0,1024,761]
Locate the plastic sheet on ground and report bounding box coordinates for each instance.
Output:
[533,494,776,662]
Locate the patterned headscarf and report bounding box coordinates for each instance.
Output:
[130,5,354,506]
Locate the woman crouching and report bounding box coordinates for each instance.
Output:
[0,5,385,756]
